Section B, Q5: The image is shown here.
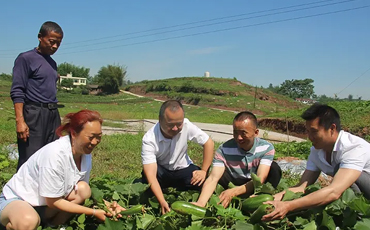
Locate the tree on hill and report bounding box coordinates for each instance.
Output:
[95,64,127,94]
[267,83,280,93]
[278,78,315,99]
[60,78,74,88]
[0,73,12,81]
[57,62,90,79]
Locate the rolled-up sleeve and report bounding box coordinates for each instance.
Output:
[10,54,30,104]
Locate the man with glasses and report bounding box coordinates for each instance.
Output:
[140,100,214,214]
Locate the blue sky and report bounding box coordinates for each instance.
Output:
[1,0,369,99]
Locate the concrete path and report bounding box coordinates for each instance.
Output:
[102,119,306,143]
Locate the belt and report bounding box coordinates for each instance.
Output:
[25,101,64,109]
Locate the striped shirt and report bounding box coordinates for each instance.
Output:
[213,138,275,179]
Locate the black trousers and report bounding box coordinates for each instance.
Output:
[218,161,282,190]
[138,164,202,191]
[16,103,61,170]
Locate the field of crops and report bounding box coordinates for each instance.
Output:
[1,78,370,229]
[32,174,370,230]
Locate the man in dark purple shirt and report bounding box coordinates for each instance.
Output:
[10,21,64,170]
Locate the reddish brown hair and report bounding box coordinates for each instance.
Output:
[56,110,103,136]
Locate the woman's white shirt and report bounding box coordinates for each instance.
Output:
[2,135,92,206]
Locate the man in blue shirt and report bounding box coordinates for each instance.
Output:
[10,21,63,170]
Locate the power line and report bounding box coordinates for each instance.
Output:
[0,4,367,59]
[58,0,357,51]
[336,66,370,96]
[52,5,369,56]
[0,0,353,53]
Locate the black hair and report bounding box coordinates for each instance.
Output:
[301,103,341,131]
[39,21,63,37]
[233,111,257,128]
[159,100,184,120]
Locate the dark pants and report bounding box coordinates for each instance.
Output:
[138,164,202,191]
[16,103,61,171]
[218,161,282,190]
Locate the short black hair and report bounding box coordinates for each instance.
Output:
[39,21,63,37]
[301,103,341,131]
[233,111,257,128]
[159,100,184,120]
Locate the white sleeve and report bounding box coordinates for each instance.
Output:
[340,145,367,172]
[141,137,157,165]
[306,149,320,172]
[38,167,65,198]
[186,120,209,145]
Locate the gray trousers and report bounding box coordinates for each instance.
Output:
[350,171,370,199]
[334,164,370,199]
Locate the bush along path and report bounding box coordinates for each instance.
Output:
[41,174,370,230]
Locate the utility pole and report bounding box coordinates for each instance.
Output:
[253,85,257,108]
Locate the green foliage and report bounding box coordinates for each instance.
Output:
[274,141,312,159]
[26,176,370,229]
[95,64,127,94]
[60,78,74,88]
[57,62,90,79]
[278,78,315,99]
[0,72,12,81]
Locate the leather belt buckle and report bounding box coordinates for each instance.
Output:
[48,103,57,110]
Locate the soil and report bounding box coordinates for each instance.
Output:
[258,118,308,139]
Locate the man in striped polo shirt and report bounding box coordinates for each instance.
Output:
[194,111,282,208]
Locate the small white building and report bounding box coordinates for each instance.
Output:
[204,71,210,78]
[59,73,87,86]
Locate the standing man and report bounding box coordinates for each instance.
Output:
[263,104,370,221]
[10,21,63,170]
[140,100,214,214]
[194,111,282,208]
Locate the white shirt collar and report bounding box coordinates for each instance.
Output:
[332,130,344,152]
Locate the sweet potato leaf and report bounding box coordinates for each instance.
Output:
[97,218,125,230]
[293,217,309,226]
[341,188,356,205]
[325,199,346,215]
[318,210,336,230]
[91,187,105,202]
[259,182,275,195]
[354,218,370,230]
[231,221,254,230]
[282,190,303,201]
[302,221,317,230]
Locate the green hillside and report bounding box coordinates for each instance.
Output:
[125,77,304,115]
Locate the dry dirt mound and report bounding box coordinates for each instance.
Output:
[258,118,307,139]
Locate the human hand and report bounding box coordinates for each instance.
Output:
[218,188,236,208]
[94,209,109,222]
[261,201,290,221]
[16,120,29,142]
[191,170,207,186]
[104,200,126,218]
[273,191,285,201]
[191,201,206,207]
[160,201,171,215]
